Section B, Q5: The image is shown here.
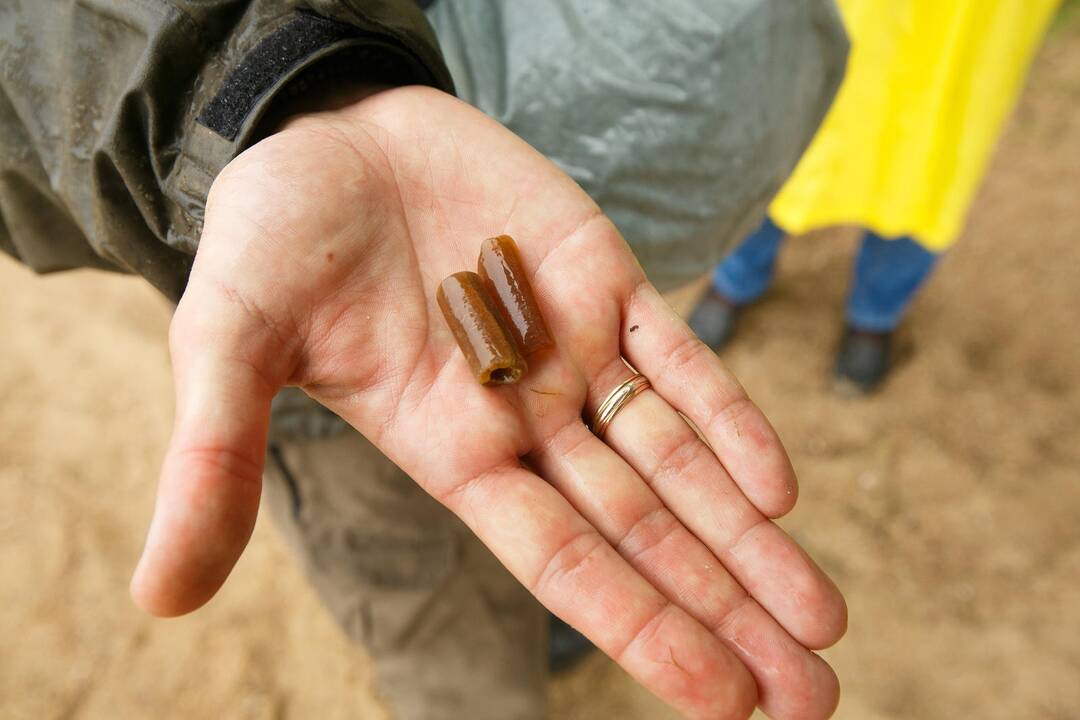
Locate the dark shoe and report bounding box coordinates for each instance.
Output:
[833,326,893,395]
[548,613,595,674]
[688,288,739,350]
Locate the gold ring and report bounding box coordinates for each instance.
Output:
[589,373,651,438]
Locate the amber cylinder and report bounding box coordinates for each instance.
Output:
[438,271,527,385]
[477,235,554,356]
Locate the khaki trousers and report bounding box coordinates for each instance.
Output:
[263,417,548,720]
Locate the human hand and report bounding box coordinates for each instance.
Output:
[131,85,846,720]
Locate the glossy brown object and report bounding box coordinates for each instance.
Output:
[477,235,554,355]
[438,271,527,385]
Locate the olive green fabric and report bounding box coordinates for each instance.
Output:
[0,0,453,301]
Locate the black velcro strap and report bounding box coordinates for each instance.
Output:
[198,13,373,141]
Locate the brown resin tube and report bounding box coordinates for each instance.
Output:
[438,271,527,385]
[477,235,554,355]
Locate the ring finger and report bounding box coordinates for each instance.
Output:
[519,350,839,720]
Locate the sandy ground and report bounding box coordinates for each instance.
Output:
[3,18,1079,720]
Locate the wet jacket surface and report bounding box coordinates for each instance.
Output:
[0,0,453,301]
[1,0,846,303]
[428,0,848,292]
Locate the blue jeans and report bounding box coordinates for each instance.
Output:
[711,217,941,332]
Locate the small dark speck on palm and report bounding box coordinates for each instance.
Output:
[326,251,335,262]
[629,325,640,333]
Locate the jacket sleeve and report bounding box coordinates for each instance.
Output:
[0,1,454,301]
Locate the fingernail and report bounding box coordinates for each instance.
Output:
[438,271,527,385]
[478,235,553,355]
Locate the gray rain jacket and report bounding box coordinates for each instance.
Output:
[1,0,846,299]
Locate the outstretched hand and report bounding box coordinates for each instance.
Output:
[132,86,846,720]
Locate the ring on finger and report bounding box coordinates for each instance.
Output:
[589,373,651,439]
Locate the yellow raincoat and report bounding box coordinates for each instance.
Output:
[769,0,1060,252]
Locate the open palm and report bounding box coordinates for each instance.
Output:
[132,86,845,720]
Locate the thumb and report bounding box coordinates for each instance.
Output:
[131,305,281,617]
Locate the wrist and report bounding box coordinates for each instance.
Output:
[253,72,391,141]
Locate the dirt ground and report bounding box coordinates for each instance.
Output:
[2,17,1079,720]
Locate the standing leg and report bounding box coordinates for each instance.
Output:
[689,216,787,349]
[845,231,941,332]
[835,231,941,393]
[711,216,788,305]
